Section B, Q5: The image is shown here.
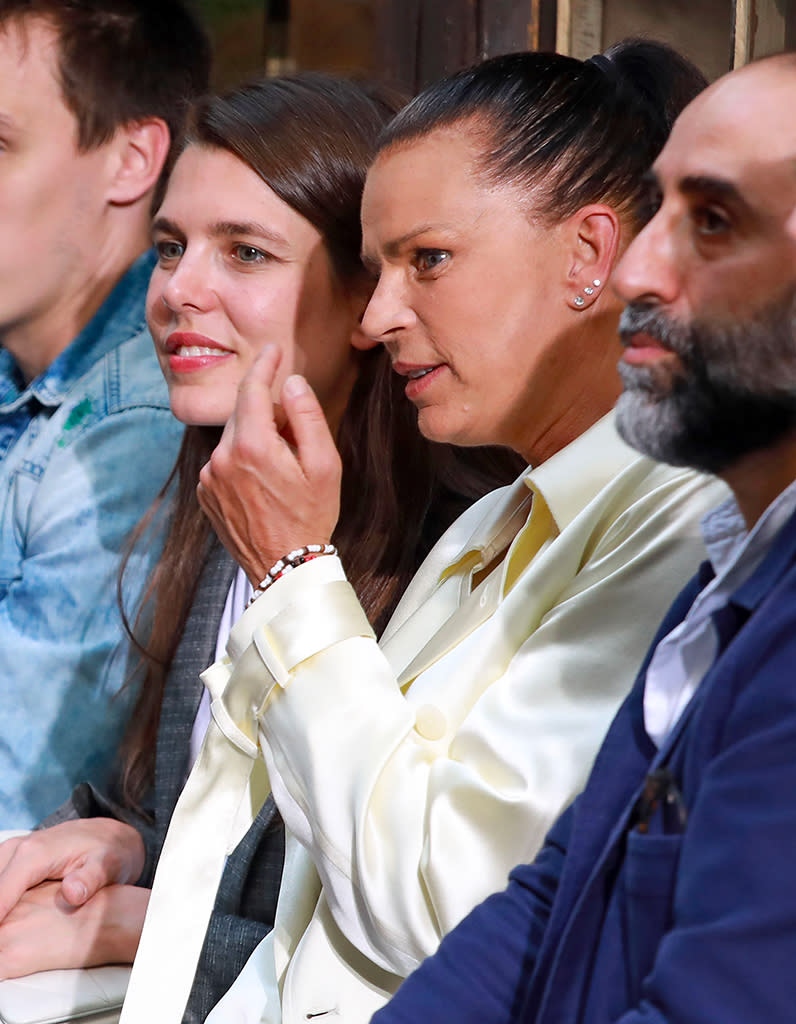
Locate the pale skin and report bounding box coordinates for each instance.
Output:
[0,822,148,972]
[0,17,170,381]
[198,127,631,586]
[0,135,363,976]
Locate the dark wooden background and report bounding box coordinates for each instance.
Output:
[373,0,557,93]
[196,0,557,92]
[195,0,795,93]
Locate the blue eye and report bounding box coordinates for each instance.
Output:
[155,239,184,262]
[233,244,268,263]
[415,249,450,273]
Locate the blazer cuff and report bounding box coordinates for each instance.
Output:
[225,555,375,694]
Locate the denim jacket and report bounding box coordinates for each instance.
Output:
[0,251,184,827]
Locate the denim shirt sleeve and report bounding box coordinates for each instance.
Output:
[0,329,183,828]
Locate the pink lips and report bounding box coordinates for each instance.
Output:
[165,331,234,374]
[392,360,446,401]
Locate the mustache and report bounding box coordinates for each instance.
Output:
[618,304,688,353]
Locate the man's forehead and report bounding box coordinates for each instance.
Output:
[0,15,72,130]
[653,63,796,200]
[0,14,61,83]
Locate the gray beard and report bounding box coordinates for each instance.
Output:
[615,293,796,475]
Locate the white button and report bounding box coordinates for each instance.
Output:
[414,704,447,741]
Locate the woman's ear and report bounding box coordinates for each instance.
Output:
[564,204,621,312]
[106,118,171,206]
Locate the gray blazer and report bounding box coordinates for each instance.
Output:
[47,540,284,1023]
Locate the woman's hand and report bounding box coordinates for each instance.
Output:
[0,881,149,977]
[197,344,343,586]
[0,819,145,921]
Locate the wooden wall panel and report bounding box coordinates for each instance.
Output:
[375,0,423,92]
[291,0,376,76]
[375,0,553,95]
[557,0,734,80]
[479,0,550,57]
[196,0,267,88]
[734,0,791,65]
[557,0,603,59]
[416,0,479,88]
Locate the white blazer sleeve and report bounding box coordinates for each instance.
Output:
[221,464,725,976]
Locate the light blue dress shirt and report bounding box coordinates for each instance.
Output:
[0,251,184,827]
[643,477,796,747]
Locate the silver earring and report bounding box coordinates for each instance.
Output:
[573,295,585,308]
[584,286,594,296]
[592,279,602,288]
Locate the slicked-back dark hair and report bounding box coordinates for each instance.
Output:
[378,39,707,226]
[0,0,211,151]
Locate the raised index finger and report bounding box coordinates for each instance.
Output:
[280,374,341,482]
[230,343,283,445]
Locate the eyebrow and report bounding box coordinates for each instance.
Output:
[678,175,748,208]
[151,216,291,248]
[361,222,459,267]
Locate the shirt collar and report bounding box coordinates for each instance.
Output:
[0,250,155,413]
[524,411,640,532]
[445,411,639,573]
[701,475,796,608]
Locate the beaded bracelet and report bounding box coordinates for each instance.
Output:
[248,543,337,606]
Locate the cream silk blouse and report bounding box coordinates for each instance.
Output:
[122,414,728,1024]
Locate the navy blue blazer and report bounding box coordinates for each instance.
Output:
[374,503,796,1024]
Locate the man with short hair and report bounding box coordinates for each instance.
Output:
[0,0,210,827]
[371,53,796,1024]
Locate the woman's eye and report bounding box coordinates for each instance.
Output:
[155,239,184,262]
[415,249,450,274]
[233,244,268,263]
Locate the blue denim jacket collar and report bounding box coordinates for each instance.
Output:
[0,249,157,413]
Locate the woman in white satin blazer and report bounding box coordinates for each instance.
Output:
[128,41,728,1024]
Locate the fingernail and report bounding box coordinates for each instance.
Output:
[283,375,308,398]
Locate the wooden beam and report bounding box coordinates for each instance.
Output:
[734,0,788,67]
[557,0,604,59]
[374,0,423,93]
[416,0,479,88]
[478,0,545,57]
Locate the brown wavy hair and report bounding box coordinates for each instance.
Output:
[119,73,524,809]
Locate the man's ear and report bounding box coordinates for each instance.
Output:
[564,204,621,312]
[106,117,171,206]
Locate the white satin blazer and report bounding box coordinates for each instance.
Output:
[140,415,728,1024]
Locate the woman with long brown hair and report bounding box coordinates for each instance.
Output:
[0,72,520,1021]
